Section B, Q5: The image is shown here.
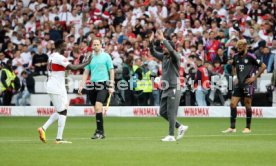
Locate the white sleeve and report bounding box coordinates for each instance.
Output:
[56,54,70,67]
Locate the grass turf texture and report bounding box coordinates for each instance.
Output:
[0,117,276,166]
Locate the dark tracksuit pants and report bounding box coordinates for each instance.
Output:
[159,87,182,136]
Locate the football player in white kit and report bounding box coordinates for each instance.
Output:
[38,40,92,144]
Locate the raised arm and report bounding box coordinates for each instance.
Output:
[149,42,164,61]
[156,30,179,61]
[149,32,163,61]
[66,54,92,70]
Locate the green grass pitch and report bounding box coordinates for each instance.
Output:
[0,117,276,166]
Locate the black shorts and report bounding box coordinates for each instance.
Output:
[86,82,110,106]
[232,84,255,98]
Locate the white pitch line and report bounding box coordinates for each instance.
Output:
[0,133,276,143]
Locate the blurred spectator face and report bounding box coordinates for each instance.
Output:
[176,21,182,28]
[190,46,196,53]
[23,45,28,52]
[46,41,53,51]
[72,8,77,16]
[214,62,220,67]
[184,40,190,49]
[194,20,200,28]
[62,5,68,12]
[198,44,204,51]
[15,50,21,58]
[217,48,224,56]
[62,0,68,5]
[195,58,203,66]
[116,10,123,17]
[179,13,185,20]
[135,58,142,67]
[209,31,215,40]
[38,45,43,53]
[93,39,102,52]
[263,47,270,54]
[150,0,156,6]
[49,0,56,6]
[272,40,276,49]
[0,53,5,60]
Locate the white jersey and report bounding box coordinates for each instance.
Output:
[47,52,70,94]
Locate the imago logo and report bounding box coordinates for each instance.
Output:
[84,107,96,116]
[183,107,209,117]
[37,107,56,116]
[133,108,158,117]
[0,107,11,116]
[237,108,263,118]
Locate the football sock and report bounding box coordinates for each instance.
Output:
[96,112,104,133]
[42,112,59,131]
[246,107,252,129]
[230,107,237,129]
[57,114,67,140]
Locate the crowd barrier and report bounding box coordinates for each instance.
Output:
[0,106,274,118]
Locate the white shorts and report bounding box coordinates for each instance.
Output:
[49,93,68,112]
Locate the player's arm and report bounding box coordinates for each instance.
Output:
[66,55,92,70]
[109,69,115,94]
[107,54,115,94]
[255,63,266,78]
[245,59,266,84]
[149,31,163,61]
[78,69,89,95]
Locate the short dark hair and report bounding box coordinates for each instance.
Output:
[54,40,66,53]
[21,70,27,76]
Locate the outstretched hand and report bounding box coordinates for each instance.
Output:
[83,54,92,64]
[149,31,154,42]
[156,30,164,41]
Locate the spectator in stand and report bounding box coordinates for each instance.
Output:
[205,31,220,63]
[16,70,35,106]
[212,60,224,75]
[194,57,210,106]
[258,46,274,73]
[32,45,48,76]
[20,45,32,71]
[214,48,228,65]
[0,60,20,105]
[122,55,135,106]
[12,50,24,76]
[0,52,9,66]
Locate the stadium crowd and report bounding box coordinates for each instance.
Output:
[0,0,276,106]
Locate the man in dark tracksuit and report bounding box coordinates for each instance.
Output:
[149,31,188,142]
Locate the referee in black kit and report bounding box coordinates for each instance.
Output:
[78,38,114,139]
[222,39,266,134]
[149,30,188,142]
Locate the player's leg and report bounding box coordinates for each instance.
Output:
[242,84,254,133]
[159,96,175,141]
[173,89,189,140]
[243,97,252,133]
[159,95,182,129]
[222,88,241,133]
[54,93,70,143]
[92,89,108,139]
[163,89,182,141]
[38,94,58,143]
